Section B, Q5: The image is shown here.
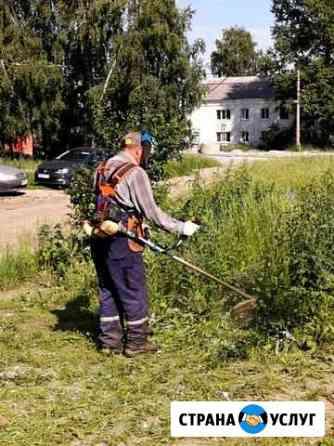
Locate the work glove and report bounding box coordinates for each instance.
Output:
[183,221,200,237]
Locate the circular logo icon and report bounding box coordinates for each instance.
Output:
[239,404,268,434]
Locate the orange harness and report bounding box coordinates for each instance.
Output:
[95,161,145,253]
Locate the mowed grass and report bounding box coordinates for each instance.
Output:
[1,156,334,445]
[0,266,333,446]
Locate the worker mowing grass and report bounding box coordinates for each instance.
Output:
[84,131,199,357]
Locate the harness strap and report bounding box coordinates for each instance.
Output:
[96,161,137,198]
[95,160,144,253]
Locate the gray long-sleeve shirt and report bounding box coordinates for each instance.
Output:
[95,151,185,235]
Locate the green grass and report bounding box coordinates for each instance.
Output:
[215,143,257,152]
[249,155,334,189]
[0,261,333,445]
[1,156,334,444]
[0,240,38,290]
[0,157,39,188]
[164,153,220,178]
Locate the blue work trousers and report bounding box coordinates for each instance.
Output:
[90,237,149,348]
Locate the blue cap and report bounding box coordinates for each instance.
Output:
[141,131,154,146]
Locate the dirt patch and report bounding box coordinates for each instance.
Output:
[0,188,71,250]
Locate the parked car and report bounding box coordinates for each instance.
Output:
[0,164,28,192]
[35,147,108,188]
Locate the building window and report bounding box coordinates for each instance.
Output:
[279,106,289,120]
[261,108,270,119]
[217,132,231,143]
[241,131,249,144]
[241,108,249,120]
[217,109,231,120]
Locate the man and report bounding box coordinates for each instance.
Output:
[90,131,199,357]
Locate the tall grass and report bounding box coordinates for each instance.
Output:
[250,155,334,189]
[148,161,334,348]
[0,241,38,290]
[163,153,220,178]
[2,156,334,347]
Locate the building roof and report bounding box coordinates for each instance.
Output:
[205,76,274,102]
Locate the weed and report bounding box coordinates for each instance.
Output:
[147,164,334,351]
[37,223,90,279]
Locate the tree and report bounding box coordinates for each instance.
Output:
[0,0,205,166]
[0,1,125,155]
[90,0,206,179]
[0,1,65,154]
[272,0,334,146]
[55,0,124,150]
[256,49,281,77]
[210,27,258,77]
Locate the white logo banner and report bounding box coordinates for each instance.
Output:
[171,401,325,437]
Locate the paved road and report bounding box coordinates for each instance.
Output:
[0,189,71,250]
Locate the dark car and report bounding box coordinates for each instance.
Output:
[35,147,108,188]
[0,164,28,192]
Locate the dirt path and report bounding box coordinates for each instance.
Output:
[0,189,71,250]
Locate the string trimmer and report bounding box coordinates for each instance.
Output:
[83,220,257,320]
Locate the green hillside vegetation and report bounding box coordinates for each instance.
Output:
[1,157,334,445]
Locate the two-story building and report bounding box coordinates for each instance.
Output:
[191,76,294,151]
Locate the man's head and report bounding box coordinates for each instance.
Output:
[121,131,153,168]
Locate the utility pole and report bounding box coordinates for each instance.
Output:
[296,68,301,151]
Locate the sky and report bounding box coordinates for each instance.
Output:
[176,0,274,64]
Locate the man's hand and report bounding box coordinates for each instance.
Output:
[183,221,200,237]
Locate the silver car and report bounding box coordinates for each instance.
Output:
[0,164,28,192]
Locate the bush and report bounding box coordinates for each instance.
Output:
[259,124,294,150]
[37,224,90,278]
[67,167,97,224]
